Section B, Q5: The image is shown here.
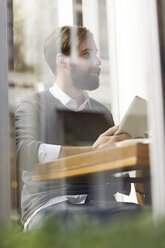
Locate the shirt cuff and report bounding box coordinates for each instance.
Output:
[38,143,61,163]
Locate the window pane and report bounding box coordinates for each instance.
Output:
[98,0,109,59]
[73,0,83,25]
[5,0,163,234]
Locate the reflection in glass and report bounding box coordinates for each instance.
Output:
[5,0,153,230]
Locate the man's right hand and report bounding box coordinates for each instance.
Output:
[92,125,131,151]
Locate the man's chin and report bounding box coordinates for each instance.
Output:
[73,80,99,91]
[72,75,100,91]
[87,82,99,91]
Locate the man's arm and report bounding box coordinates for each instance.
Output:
[38,125,131,162]
[16,97,131,167]
[59,125,131,158]
[59,145,93,158]
[15,97,42,172]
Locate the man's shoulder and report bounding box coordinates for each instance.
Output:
[89,97,103,105]
[15,90,50,115]
[16,90,57,110]
[89,97,114,124]
[18,90,49,103]
[89,97,111,112]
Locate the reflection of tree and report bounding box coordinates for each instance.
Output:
[13,0,34,72]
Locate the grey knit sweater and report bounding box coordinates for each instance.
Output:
[15,90,114,223]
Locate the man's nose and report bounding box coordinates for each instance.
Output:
[95,56,102,66]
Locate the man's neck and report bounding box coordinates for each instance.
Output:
[56,75,85,106]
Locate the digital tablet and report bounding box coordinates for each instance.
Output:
[115,96,148,138]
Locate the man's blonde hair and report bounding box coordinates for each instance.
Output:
[44,25,91,74]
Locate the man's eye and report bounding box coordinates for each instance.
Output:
[83,51,91,57]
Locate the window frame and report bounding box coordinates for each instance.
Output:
[0,0,11,222]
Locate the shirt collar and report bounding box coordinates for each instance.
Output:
[49,83,91,111]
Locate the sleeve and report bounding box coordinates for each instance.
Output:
[15,96,42,172]
[38,143,61,163]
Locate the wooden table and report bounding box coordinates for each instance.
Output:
[33,142,149,181]
[32,142,150,205]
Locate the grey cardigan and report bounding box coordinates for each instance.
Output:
[15,90,114,223]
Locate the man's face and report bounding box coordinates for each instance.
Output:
[69,35,101,91]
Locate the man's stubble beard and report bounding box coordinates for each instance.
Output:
[69,63,100,91]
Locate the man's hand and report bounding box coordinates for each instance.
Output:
[92,125,131,151]
[59,126,131,158]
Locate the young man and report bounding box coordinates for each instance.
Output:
[15,26,131,229]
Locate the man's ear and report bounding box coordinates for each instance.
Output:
[56,54,69,66]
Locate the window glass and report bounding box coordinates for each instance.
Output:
[98,0,109,59]
[4,0,156,232]
[73,0,83,25]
